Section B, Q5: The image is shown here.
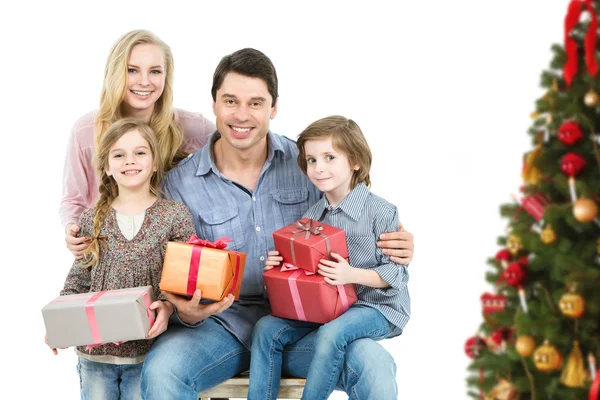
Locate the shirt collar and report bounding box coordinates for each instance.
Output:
[314,183,370,222]
[195,130,286,177]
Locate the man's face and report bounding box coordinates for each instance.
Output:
[212,72,277,152]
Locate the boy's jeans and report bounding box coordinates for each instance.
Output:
[141,315,397,400]
[248,304,398,400]
[77,357,142,400]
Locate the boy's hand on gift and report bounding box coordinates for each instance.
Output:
[45,333,66,355]
[65,223,92,260]
[147,300,174,338]
[377,224,414,264]
[161,289,234,325]
[318,252,356,286]
[264,250,283,271]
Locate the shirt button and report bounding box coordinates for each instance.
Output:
[127,225,132,230]
[264,285,267,290]
[256,226,261,231]
[253,196,257,202]
[260,256,265,261]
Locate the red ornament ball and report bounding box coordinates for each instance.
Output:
[558,121,584,145]
[464,336,485,359]
[495,249,511,262]
[561,152,586,177]
[503,262,527,287]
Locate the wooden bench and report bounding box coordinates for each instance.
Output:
[199,376,306,399]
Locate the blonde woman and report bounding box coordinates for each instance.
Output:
[46,118,196,399]
[61,30,215,257]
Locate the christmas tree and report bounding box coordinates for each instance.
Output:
[466,1,600,399]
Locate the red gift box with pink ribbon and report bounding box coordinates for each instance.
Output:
[272,218,348,274]
[42,286,155,349]
[263,266,357,324]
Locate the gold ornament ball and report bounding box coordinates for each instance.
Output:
[533,341,562,372]
[540,225,556,244]
[515,335,536,357]
[573,197,598,223]
[585,89,600,107]
[506,235,523,256]
[484,378,518,400]
[559,292,585,319]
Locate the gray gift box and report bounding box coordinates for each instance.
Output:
[42,286,155,349]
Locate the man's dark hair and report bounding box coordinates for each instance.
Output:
[211,48,279,107]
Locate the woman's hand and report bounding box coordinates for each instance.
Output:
[65,223,91,259]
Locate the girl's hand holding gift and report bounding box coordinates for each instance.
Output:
[317,252,356,286]
[45,333,66,355]
[264,250,283,271]
[147,300,174,339]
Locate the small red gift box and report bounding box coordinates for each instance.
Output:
[272,218,348,274]
[263,266,357,324]
[481,292,507,314]
[521,193,551,222]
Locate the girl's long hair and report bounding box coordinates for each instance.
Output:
[94,29,186,172]
[83,118,164,267]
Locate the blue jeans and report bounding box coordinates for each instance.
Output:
[141,315,397,400]
[249,305,396,400]
[77,357,142,400]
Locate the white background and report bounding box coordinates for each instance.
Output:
[1,1,568,398]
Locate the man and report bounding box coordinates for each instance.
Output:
[141,48,414,399]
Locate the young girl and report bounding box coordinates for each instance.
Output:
[248,116,411,400]
[61,29,215,258]
[46,118,196,399]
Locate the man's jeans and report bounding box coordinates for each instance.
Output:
[248,305,397,400]
[141,313,397,400]
[77,357,142,400]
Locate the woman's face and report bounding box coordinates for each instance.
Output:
[122,43,166,117]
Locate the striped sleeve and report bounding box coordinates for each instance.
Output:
[372,206,409,290]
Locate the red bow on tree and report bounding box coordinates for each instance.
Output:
[563,0,598,86]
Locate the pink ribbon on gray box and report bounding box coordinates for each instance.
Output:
[287,219,331,268]
[52,288,155,348]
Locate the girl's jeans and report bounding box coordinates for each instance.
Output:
[77,357,142,400]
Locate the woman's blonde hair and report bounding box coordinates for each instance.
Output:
[297,115,372,189]
[83,118,164,267]
[94,29,186,171]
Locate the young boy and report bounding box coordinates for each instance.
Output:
[248,115,411,400]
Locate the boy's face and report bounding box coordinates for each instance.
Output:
[304,138,359,202]
[212,72,277,153]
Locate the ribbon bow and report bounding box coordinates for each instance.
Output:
[188,235,231,249]
[289,219,324,239]
[563,0,598,87]
[281,263,316,275]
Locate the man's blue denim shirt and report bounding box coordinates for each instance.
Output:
[163,131,321,348]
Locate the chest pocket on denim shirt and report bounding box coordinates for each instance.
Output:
[271,188,310,223]
[198,206,245,250]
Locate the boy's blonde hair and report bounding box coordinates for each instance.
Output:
[83,118,164,267]
[297,115,372,189]
[94,29,186,172]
